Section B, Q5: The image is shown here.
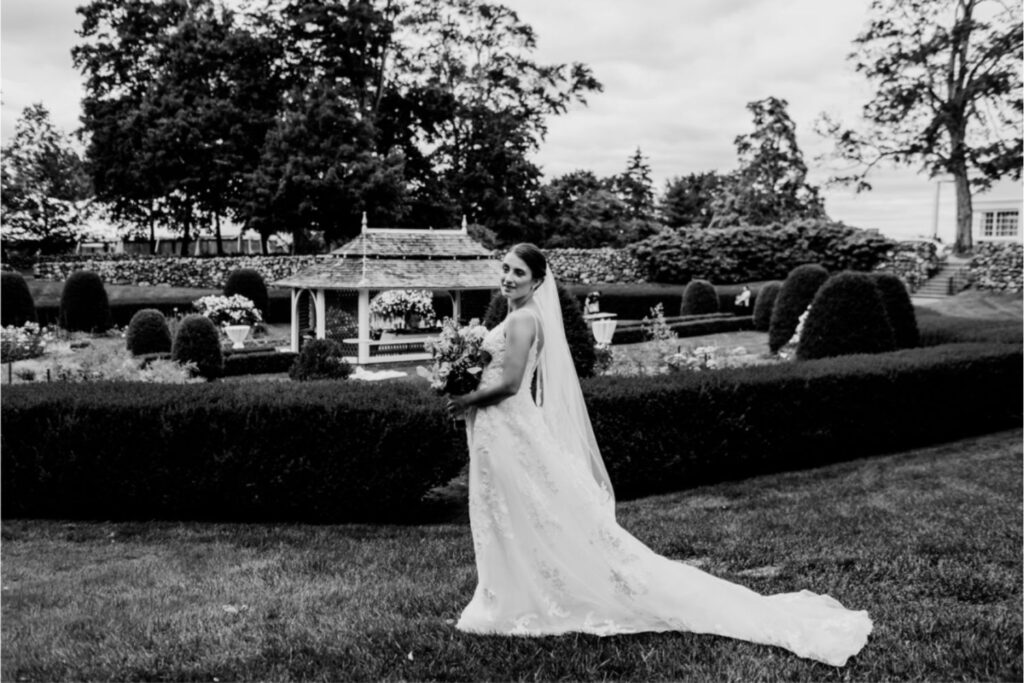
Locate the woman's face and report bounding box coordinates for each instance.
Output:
[500,252,539,304]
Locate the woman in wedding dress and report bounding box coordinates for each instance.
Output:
[445,244,872,667]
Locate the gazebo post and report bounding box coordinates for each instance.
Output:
[453,289,462,324]
[290,288,300,352]
[357,288,370,364]
[315,288,326,340]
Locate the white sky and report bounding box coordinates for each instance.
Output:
[1,0,1017,241]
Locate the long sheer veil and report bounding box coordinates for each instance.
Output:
[533,267,616,511]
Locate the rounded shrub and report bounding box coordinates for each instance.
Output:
[289,338,352,381]
[796,271,896,360]
[768,264,829,352]
[126,308,172,355]
[224,268,269,317]
[752,281,782,331]
[872,272,919,349]
[1,271,37,327]
[680,279,719,316]
[59,270,111,333]
[172,314,224,379]
[484,283,596,378]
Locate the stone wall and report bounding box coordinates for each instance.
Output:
[35,249,647,287]
[969,242,1023,293]
[35,255,330,289]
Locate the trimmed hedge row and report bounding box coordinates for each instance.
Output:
[917,314,1023,346]
[1,381,465,522]
[2,343,1018,520]
[584,343,1022,498]
[612,315,754,345]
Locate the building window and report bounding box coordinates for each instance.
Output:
[982,210,1020,238]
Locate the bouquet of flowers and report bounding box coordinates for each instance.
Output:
[192,294,263,327]
[416,317,490,395]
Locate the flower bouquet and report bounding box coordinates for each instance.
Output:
[416,317,490,397]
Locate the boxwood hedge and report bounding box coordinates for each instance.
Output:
[3,342,1018,521]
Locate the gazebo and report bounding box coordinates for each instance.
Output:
[273,216,500,364]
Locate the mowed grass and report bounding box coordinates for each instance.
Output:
[3,429,1021,682]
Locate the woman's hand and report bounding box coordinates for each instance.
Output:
[446,394,470,419]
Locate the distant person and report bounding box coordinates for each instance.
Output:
[584,291,601,316]
[734,285,751,309]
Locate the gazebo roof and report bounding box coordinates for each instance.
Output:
[274,257,500,290]
[274,224,500,290]
[331,227,492,259]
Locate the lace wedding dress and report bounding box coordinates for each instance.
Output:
[457,316,872,667]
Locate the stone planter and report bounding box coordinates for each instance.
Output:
[224,324,251,349]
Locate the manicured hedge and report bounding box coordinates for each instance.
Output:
[224,349,298,376]
[612,315,754,345]
[2,343,1018,520]
[583,343,1022,499]
[917,314,1023,346]
[1,381,465,522]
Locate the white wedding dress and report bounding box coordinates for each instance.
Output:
[457,316,872,667]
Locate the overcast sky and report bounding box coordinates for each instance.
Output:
[2,0,1013,241]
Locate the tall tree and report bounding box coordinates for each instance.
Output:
[385,0,602,242]
[819,0,1022,252]
[0,104,92,254]
[660,171,727,229]
[612,147,656,220]
[711,96,827,227]
[75,0,283,255]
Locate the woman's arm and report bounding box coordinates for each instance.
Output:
[447,311,535,413]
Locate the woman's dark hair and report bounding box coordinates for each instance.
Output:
[510,243,547,282]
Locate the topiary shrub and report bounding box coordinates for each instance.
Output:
[289,338,352,381]
[872,272,919,349]
[484,283,596,378]
[224,268,269,317]
[126,309,172,355]
[172,314,224,379]
[59,270,111,333]
[680,279,719,316]
[1,272,37,327]
[796,271,896,360]
[752,281,782,331]
[768,264,829,352]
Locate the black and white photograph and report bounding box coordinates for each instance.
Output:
[1,0,1021,680]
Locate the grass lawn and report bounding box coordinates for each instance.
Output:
[3,428,1020,682]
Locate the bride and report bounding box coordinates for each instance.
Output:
[445,244,872,667]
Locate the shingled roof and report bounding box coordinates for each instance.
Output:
[274,226,500,290]
[331,228,492,259]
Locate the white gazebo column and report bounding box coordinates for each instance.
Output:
[357,288,370,364]
[453,290,463,324]
[290,289,301,352]
[314,288,326,339]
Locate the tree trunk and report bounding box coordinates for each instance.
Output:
[148,212,156,255]
[953,171,973,255]
[179,205,192,257]
[214,211,224,256]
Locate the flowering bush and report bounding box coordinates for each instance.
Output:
[777,305,812,361]
[1,322,54,362]
[192,294,263,327]
[49,346,200,383]
[417,317,489,394]
[665,345,751,372]
[370,289,435,326]
[640,303,676,342]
